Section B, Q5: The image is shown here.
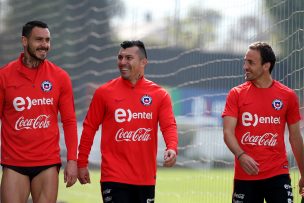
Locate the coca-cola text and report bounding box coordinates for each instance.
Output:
[241,132,278,146]
[115,128,152,142]
[15,115,51,130]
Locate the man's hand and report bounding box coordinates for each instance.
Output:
[64,160,78,187]
[78,167,91,184]
[163,149,177,167]
[238,153,259,175]
[298,176,304,196]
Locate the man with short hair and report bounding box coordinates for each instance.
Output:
[222,41,304,202]
[0,20,78,203]
[77,40,178,203]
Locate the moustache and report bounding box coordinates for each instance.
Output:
[37,48,48,51]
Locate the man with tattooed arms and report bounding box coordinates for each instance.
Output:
[0,21,78,203]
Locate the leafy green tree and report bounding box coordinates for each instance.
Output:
[265,0,304,102]
[0,0,124,119]
[265,0,304,56]
[163,7,221,49]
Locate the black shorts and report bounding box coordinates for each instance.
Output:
[233,174,293,203]
[2,163,61,181]
[101,182,155,203]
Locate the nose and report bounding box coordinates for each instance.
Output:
[41,39,50,48]
[243,61,248,71]
[118,57,127,65]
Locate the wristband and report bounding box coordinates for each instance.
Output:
[237,151,246,160]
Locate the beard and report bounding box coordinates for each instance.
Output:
[27,45,48,61]
[244,73,251,81]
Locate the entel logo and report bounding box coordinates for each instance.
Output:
[13,96,54,112]
[115,108,152,123]
[242,112,280,127]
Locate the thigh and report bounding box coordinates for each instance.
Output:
[134,185,155,203]
[264,174,293,203]
[101,182,133,203]
[1,167,31,203]
[30,166,59,203]
[233,179,264,203]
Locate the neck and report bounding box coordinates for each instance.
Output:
[130,73,143,85]
[252,76,273,88]
[22,55,41,68]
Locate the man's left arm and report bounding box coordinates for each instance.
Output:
[288,121,304,195]
[58,72,78,187]
[158,93,178,167]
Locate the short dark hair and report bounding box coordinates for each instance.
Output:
[248,41,276,73]
[22,21,49,38]
[120,40,147,59]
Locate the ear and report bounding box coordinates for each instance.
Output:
[21,36,28,47]
[141,58,148,68]
[263,62,271,72]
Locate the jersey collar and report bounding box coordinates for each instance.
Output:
[120,76,145,88]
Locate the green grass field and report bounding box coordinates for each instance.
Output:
[57,168,302,203]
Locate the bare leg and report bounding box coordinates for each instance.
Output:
[30,166,59,203]
[1,167,31,203]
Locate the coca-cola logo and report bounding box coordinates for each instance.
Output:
[241,132,278,146]
[242,112,280,127]
[115,108,152,123]
[13,96,54,112]
[15,115,51,130]
[115,128,152,142]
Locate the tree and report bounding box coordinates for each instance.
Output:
[230,16,267,42]
[163,7,222,49]
[0,0,125,119]
[265,0,304,56]
[265,0,304,103]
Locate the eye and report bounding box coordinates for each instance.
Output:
[244,59,254,65]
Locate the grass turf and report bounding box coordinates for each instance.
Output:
[57,168,301,203]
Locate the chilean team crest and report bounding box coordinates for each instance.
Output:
[41,80,52,92]
[272,99,283,110]
[141,95,152,106]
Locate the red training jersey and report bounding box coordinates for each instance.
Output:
[0,53,78,166]
[222,80,300,180]
[78,76,178,185]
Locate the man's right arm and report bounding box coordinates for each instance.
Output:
[77,89,104,183]
[223,116,259,175]
[223,116,243,157]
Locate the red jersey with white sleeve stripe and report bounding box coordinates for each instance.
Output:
[222,80,300,180]
[78,76,178,185]
[0,53,78,166]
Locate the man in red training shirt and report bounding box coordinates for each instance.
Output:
[77,40,178,203]
[0,21,78,203]
[222,41,304,202]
